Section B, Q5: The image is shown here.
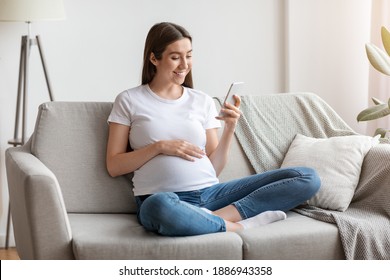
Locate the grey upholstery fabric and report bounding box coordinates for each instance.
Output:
[69,214,243,260]
[30,102,135,213]
[6,143,74,259]
[237,212,344,260]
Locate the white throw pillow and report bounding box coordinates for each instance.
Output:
[281,134,379,211]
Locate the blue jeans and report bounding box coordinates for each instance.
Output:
[136,167,320,236]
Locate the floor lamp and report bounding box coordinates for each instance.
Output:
[0,0,66,249]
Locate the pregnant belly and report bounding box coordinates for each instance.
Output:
[132,155,219,196]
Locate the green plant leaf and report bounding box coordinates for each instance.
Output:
[382,26,390,56]
[374,128,388,138]
[372,97,385,105]
[357,103,390,121]
[366,43,390,76]
[374,128,390,138]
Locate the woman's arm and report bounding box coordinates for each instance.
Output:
[106,123,160,177]
[106,122,206,177]
[207,96,241,176]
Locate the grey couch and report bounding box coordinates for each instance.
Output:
[6,93,346,260]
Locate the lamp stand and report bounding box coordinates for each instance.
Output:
[5,34,55,249]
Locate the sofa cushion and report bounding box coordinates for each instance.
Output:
[69,213,243,260]
[281,134,378,211]
[237,212,345,259]
[31,102,135,213]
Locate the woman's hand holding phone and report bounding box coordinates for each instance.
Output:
[217,82,243,128]
[219,82,244,117]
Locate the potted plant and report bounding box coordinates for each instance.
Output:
[357,26,390,138]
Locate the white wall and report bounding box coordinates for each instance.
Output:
[0,0,374,248]
[287,0,372,133]
[0,0,286,247]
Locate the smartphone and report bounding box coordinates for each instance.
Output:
[219,82,244,116]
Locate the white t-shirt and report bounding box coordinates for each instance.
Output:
[108,84,221,196]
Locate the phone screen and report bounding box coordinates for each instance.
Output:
[223,82,244,105]
[219,82,244,116]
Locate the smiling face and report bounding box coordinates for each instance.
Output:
[150,38,193,86]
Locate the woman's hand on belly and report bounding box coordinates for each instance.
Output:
[156,140,206,162]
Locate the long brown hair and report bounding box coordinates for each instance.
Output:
[141,22,193,88]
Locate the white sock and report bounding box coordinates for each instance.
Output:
[200,207,213,215]
[237,211,287,229]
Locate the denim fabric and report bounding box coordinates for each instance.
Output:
[136,167,320,236]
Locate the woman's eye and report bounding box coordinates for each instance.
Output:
[172,56,180,60]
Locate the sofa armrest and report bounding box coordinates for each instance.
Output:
[355,143,390,204]
[6,146,74,259]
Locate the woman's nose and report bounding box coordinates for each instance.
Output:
[179,58,188,69]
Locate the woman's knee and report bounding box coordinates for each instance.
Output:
[139,192,179,229]
[294,166,321,197]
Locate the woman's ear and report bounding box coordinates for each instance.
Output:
[150,53,157,66]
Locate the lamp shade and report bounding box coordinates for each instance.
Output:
[0,0,65,22]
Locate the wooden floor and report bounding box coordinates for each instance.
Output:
[0,248,20,260]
